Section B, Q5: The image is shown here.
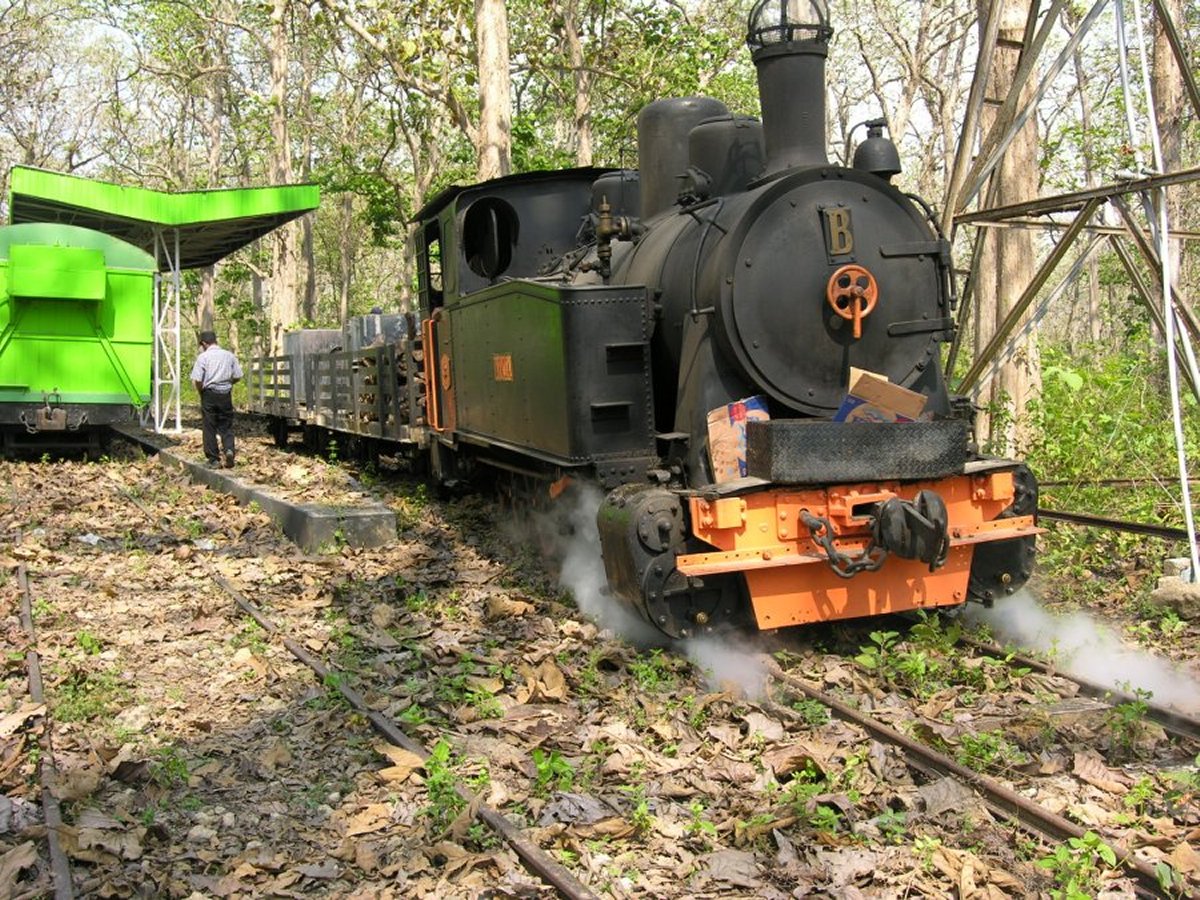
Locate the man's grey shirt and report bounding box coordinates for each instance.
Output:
[191,345,243,393]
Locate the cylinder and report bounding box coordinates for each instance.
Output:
[591,170,640,220]
[688,116,766,196]
[637,97,729,220]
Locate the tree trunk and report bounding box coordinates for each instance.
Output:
[474,0,512,181]
[268,0,301,355]
[1069,6,1103,344]
[1153,0,1187,298]
[338,193,355,324]
[197,7,228,334]
[972,0,1040,455]
[556,0,593,165]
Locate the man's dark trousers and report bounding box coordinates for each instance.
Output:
[201,389,235,463]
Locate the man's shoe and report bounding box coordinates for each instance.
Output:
[205,459,221,468]
[224,452,235,469]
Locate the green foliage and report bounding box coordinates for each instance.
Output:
[53,667,127,723]
[684,800,717,840]
[1036,831,1117,900]
[231,621,269,654]
[628,648,677,692]
[531,747,576,796]
[1105,687,1152,761]
[75,630,103,656]
[954,730,1030,773]
[853,630,900,671]
[620,782,653,834]
[149,745,190,788]
[792,697,830,727]
[422,739,466,830]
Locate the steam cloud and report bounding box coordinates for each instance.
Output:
[535,483,662,647]
[965,589,1200,715]
[534,484,769,697]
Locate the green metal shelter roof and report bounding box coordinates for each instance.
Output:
[8,166,320,272]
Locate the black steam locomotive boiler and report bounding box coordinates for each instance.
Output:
[256,0,1038,639]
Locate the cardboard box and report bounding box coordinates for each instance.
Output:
[707,395,770,483]
[833,367,927,423]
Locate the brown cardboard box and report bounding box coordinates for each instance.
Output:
[833,367,927,423]
[707,395,770,483]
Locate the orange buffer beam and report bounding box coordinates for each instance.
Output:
[676,472,1040,629]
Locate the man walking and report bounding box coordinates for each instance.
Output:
[191,330,243,468]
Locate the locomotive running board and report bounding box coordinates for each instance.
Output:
[675,514,1040,576]
[674,470,1041,628]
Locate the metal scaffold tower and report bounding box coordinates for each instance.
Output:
[943,0,1200,569]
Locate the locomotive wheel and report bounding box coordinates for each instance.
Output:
[968,465,1038,604]
[641,563,750,640]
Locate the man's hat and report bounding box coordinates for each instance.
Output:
[199,330,217,345]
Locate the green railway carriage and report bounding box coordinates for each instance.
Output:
[0,223,156,447]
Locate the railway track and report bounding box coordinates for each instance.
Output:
[765,614,1200,897]
[15,563,75,899]
[5,444,1200,897]
[763,656,1194,898]
[206,568,599,900]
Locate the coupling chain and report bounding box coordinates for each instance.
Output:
[800,510,888,579]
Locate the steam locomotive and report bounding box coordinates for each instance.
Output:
[251,0,1038,638]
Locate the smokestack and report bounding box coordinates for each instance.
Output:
[746,0,832,175]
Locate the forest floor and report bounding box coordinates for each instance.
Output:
[2,418,1199,898]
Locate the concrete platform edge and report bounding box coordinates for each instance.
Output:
[145,440,396,552]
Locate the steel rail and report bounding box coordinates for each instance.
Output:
[763,659,1188,898]
[1040,477,1200,488]
[958,635,1200,744]
[16,565,75,900]
[208,571,599,900]
[1038,508,1190,542]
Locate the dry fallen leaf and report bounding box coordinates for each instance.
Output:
[1073,750,1131,794]
[0,841,38,899]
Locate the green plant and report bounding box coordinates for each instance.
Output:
[914,834,942,870]
[620,783,653,834]
[1122,775,1155,818]
[1164,753,1200,810]
[1105,687,1152,760]
[684,800,717,840]
[792,697,830,727]
[150,746,190,787]
[75,630,102,655]
[854,630,900,673]
[532,748,576,796]
[231,621,268,654]
[954,730,1029,773]
[54,667,126,722]
[398,704,429,726]
[326,438,339,464]
[422,739,466,830]
[875,808,907,843]
[1036,831,1116,899]
[628,648,676,692]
